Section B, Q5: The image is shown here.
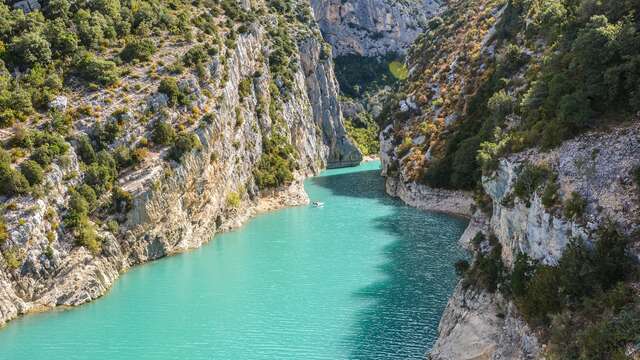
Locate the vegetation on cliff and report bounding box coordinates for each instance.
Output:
[384,0,640,191]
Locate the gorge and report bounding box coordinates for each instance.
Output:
[1,0,640,358]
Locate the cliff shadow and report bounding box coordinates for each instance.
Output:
[311,167,468,359]
[344,208,467,359]
[309,169,396,203]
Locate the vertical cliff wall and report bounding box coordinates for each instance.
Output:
[310,0,441,57]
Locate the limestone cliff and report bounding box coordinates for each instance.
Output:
[310,0,441,57]
[0,3,360,325]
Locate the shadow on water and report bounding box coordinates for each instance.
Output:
[310,170,392,201]
[312,169,467,359]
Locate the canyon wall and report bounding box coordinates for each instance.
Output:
[0,10,360,325]
[310,0,441,57]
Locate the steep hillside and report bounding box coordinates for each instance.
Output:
[380,0,640,358]
[0,0,360,325]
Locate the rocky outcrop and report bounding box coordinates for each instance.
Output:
[430,284,540,360]
[0,15,360,326]
[485,123,640,266]
[310,0,441,57]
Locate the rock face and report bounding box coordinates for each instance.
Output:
[430,283,540,360]
[310,0,441,57]
[485,124,640,266]
[0,17,360,325]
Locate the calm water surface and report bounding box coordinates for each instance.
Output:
[0,161,467,359]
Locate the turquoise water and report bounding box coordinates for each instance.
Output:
[0,161,467,359]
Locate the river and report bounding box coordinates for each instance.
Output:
[0,161,467,359]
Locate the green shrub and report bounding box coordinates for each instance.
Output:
[158,77,187,106]
[226,191,241,208]
[3,247,22,269]
[518,265,562,325]
[73,52,119,86]
[510,252,534,297]
[464,240,505,293]
[238,78,252,99]
[344,113,380,156]
[113,145,135,169]
[120,38,156,62]
[487,90,515,122]
[20,160,44,186]
[563,191,586,220]
[0,217,8,244]
[513,163,551,204]
[8,32,52,68]
[253,134,297,189]
[29,146,53,167]
[167,132,202,162]
[0,162,30,196]
[84,151,117,194]
[541,177,560,208]
[151,121,176,145]
[182,45,208,66]
[76,220,100,254]
[76,184,98,211]
[93,120,123,149]
[76,135,97,164]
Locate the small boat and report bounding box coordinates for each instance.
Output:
[312,201,324,207]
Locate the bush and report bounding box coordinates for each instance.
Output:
[158,77,186,106]
[20,160,44,186]
[76,135,97,164]
[73,52,119,86]
[238,78,252,99]
[76,184,98,211]
[182,45,208,66]
[518,265,562,325]
[513,163,551,204]
[8,32,52,68]
[464,241,505,293]
[30,145,53,167]
[0,162,30,196]
[84,151,117,194]
[510,252,534,297]
[167,132,202,162]
[226,191,241,208]
[563,191,586,220]
[120,38,156,62]
[487,90,515,122]
[0,217,8,244]
[151,121,176,145]
[541,177,560,208]
[65,188,101,254]
[76,221,100,254]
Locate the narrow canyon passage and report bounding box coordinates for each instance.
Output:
[0,162,466,359]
